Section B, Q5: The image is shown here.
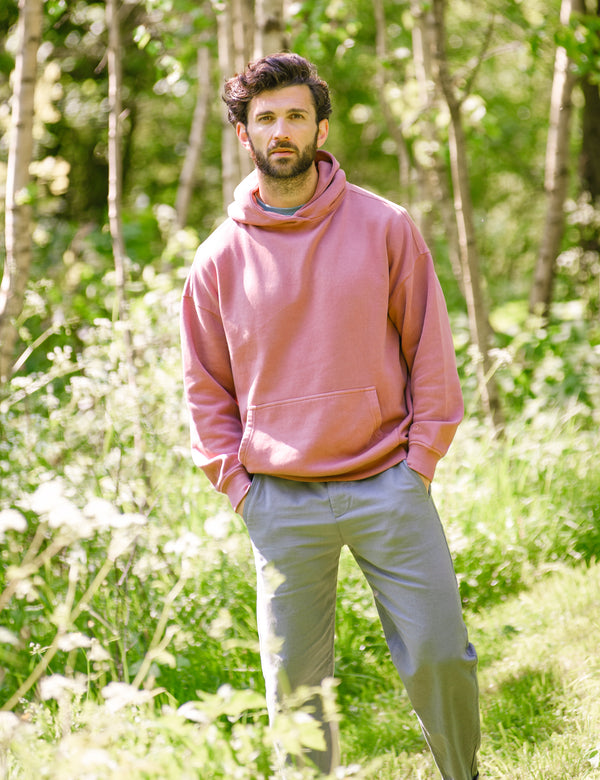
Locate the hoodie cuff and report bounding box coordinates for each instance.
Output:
[406,443,440,482]
[226,470,253,513]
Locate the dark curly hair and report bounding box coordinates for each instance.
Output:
[222,52,332,127]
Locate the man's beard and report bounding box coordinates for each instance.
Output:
[247,130,319,180]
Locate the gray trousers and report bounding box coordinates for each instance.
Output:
[243,460,480,780]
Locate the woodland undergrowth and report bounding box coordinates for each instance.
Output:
[1,267,599,778]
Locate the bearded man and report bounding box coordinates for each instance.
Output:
[180,52,480,780]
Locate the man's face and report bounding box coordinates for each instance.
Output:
[237,85,329,180]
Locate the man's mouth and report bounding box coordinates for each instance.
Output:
[269,145,297,157]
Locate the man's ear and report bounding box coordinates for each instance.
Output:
[316,118,329,149]
[236,122,251,150]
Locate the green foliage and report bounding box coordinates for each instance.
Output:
[557,10,600,83]
[437,404,599,611]
[486,301,600,417]
[0,686,324,779]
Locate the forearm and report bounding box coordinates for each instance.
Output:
[391,252,464,477]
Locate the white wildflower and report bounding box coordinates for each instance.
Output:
[111,512,146,529]
[80,748,117,770]
[107,528,138,561]
[65,544,87,569]
[207,608,233,640]
[0,712,21,741]
[84,498,146,531]
[88,638,111,663]
[204,510,232,540]
[164,531,203,558]
[335,764,363,778]
[0,628,19,646]
[83,497,121,529]
[0,509,27,534]
[29,479,67,514]
[101,682,153,712]
[57,632,92,652]
[39,674,86,701]
[47,498,93,537]
[177,701,210,724]
[217,683,234,700]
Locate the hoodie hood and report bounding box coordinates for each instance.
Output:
[227,150,347,228]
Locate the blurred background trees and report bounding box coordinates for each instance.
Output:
[1,0,598,411]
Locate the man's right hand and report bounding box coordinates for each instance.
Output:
[236,496,246,516]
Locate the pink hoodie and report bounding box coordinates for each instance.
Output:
[180,152,463,510]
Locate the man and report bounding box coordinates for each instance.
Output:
[180,52,480,779]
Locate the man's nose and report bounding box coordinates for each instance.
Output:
[272,119,290,139]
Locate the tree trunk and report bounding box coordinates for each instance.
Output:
[254,0,287,58]
[371,0,412,201]
[579,0,600,202]
[217,0,253,209]
[107,0,127,321]
[410,0,463,289]
[579,76,600,201]
[233,0,254,181]
[431,0,504,431]
[0,0,42,384]
[175,44,211,230]
[106,0,145,471]
[232,0,254,71]
[529,0,585,316]
[217,3,241,209]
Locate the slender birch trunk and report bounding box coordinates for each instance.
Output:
[217,3,241,209]
[529,0,585,316]
[254,0,286,58]
[106,0,145,470]
[410,0,463,290]
[106,0,127,320]
[232,0,254,180]
[0,0,42,384]
[175,44,211,230]
[217,0,253,209]
[371,0,412,201]
[431,0,504,431]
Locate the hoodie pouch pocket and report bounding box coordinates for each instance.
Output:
[239,386,383,476]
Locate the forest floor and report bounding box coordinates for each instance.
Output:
[3,561,599,779]
[347,561,600,780]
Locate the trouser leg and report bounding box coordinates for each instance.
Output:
[244,475,342,775]
[243,463,480,779]
[338,462,480,780]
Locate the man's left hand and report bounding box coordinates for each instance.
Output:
[418,473,431,492]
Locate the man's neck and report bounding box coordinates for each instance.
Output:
[256,163,319,209]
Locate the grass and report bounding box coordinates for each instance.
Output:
[340,562,600,779]
[2,561,599,779]
[2,409,599,778]
[476,562,600,780]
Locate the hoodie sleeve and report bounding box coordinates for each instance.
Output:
[387,213,464,480]
[180,265,252,511]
